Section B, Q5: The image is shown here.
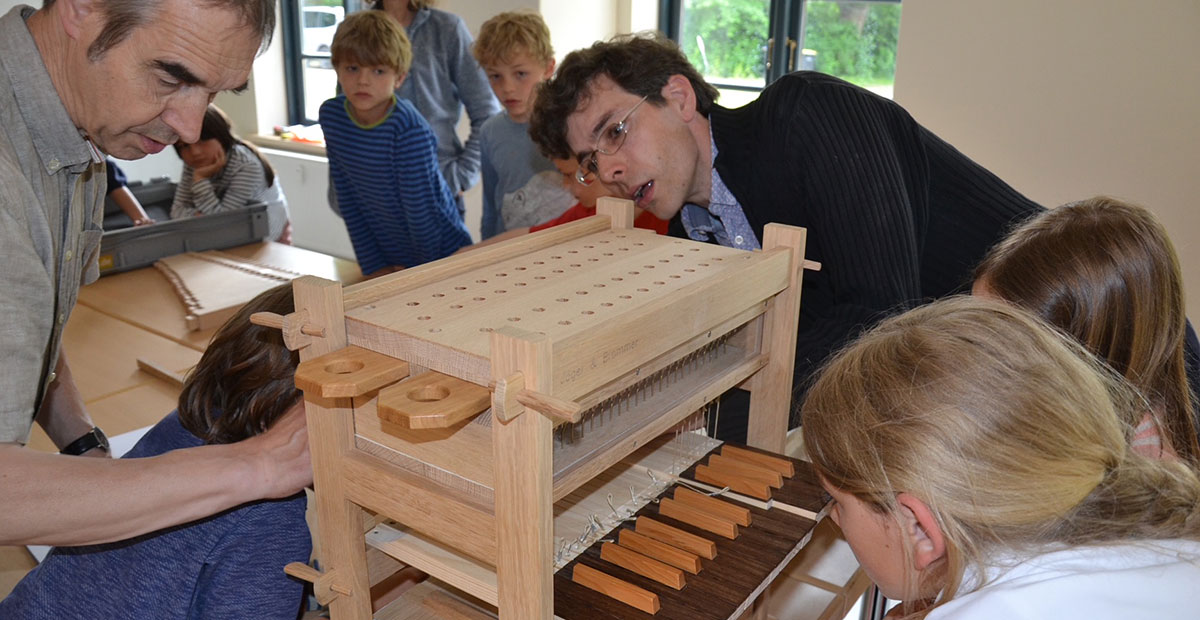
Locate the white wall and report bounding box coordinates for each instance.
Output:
[894,0,1200,315]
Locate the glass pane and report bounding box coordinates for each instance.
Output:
[299,1,344,56]
[679,0,771,91]
[801,1,902,98]
[302,57,338,122]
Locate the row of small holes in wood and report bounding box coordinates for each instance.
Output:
[353,236,753,336]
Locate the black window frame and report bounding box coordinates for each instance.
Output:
[660,0,901,94]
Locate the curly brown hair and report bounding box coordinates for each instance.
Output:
[529,31,719,161]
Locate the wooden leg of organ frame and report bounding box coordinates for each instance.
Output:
[746,224,808,456]
[293,276,373,618]
[491,327,555,619]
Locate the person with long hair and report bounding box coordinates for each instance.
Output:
[171,104,293,243]
[0,285,311,618]
[974,197,1200,464]
[803,296,1200,619]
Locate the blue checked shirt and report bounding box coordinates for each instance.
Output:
[680,129,761,251]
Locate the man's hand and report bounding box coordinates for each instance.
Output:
[236,400,312,499]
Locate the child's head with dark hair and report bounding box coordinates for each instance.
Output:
[172,104,276,186]
[177,284,300,444]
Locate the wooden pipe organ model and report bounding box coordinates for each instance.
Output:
[256,198,826,619]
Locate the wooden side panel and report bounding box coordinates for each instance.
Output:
[491,328,555,618]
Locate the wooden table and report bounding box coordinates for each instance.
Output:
[0,242,360,597]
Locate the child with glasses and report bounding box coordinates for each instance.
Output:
[474,10,574,240]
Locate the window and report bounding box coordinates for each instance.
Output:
[661,0,902,107]
[281,0,367,125]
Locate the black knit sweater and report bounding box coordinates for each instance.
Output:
[705,72,1044,426]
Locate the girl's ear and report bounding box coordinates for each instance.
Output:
[896,492,946,571]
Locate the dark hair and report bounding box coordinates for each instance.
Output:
[976,196,1199,464]
[173,104,276,187]
[177,284,300,444]
[529,31,720,161]
[44,0,275,61]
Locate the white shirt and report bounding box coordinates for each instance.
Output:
[929,540,1200,619]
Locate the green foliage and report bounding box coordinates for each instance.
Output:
[803,1,901,85]
[678,0,901,86]
[680,0,771,80]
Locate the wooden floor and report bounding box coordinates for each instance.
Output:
[0,242,360,599]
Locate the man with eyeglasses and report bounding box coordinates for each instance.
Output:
[530,33,1044,439]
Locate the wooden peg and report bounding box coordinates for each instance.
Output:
[572,563,660,615]
[294,345,410,398]
[634,517,717,560]
[601,542,686,590]
[490,372,526,422]
[658,498,740,540]
[694,464,773,501]
[803,259,822,271]
[378,370,491,429]
[672,487,753,527]
[514,388,583,424]
[720,445,795,477]
[284,562,352,606]
[617,528,703,574]
[489,374,582,424]
[706,453,784,489]
[250,309,327,351]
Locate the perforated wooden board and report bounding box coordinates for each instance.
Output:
[345,229,789,400]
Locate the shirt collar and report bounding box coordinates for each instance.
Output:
[0,6,97,176]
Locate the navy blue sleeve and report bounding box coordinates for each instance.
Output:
[105,158,128,196]
[190,496,311,619]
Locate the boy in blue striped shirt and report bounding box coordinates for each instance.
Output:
[321,11,471,278]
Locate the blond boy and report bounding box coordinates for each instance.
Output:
[320,11,470,276]
[474,11,573,239]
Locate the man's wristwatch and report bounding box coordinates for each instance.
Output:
[60,427,110,456]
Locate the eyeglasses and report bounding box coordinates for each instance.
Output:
[575,95,649,186]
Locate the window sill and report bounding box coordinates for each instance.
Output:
[246,133,327,158]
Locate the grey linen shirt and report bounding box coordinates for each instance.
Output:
[0,5,106,444]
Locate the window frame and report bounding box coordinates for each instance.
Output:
[659,0,901,95]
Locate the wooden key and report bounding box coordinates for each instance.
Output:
[720,445,795,477]
[572,563,660,615]
[672,487,752,527]
[706,454,784,489]
[618,528,703,574]
[658,498,739,539]
[694,464,773,501]
[635,517,717,560]
[601,542,686,590]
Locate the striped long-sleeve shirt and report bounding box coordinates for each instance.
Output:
[320,95,471,275]
[169,143,290,241]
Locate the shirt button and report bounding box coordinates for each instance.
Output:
[58,313,65,324]
[64,249,73,261]
[734,235,745,245]
[47,371,57,383]
[48,158,61,172]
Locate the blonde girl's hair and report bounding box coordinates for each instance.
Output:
[802,296,1200,618]
[975,196,1199,464]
